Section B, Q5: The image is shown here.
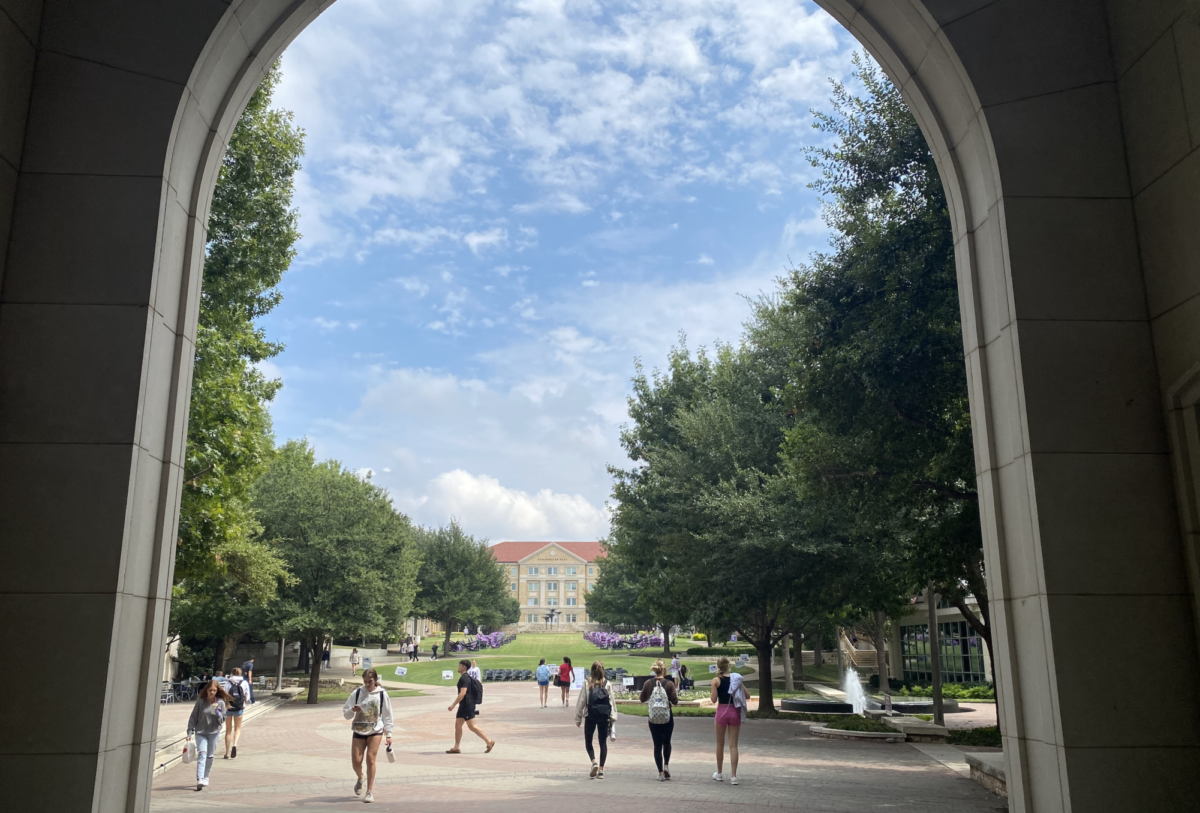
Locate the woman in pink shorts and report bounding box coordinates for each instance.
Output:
[710,656,746,784]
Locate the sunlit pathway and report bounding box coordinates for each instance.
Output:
[151,683,1006,812]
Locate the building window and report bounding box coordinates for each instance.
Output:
[566,597,577,606]
[566,566,577,575]
[546,581,557,591]
[587,583,594,591]
[565,614,577,623]
[510,582,517,591]
[547,597,558,606]
[547,566,557,575]
[510,567,517,576]
[528,597,539,607]
[529,581,539,591]
[528,567,539,575]
[588,566,594,575]
[527,613,539,623]
[900,621,988,684]
[566,582,576,591]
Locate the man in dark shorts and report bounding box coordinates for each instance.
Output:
[446,659,495,754]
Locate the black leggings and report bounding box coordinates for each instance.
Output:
[584,717,609,766]
[649,717,674,771]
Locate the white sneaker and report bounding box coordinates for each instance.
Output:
[731,777,740,786]
[713,772,724,781]
[364,791,374,803]
[201,777,209,787]
[354,778,364,795]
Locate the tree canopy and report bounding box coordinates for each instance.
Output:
[253,441,421,702]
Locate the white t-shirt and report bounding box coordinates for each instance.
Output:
[468,666,481,682]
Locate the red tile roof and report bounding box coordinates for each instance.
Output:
[488,541,606,563]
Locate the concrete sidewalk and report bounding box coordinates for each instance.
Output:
[152,681,1006,812]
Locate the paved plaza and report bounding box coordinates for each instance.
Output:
[152,681,1006,813]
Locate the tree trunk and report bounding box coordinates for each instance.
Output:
[298,638,311,674]
[874,611,891,712]
[443,616,453,656]
[793,629,805,680]
[663,624,671,656]
[213,637,227,675]
[219,632,245,673]
[782,633,794,691]
[754,642,774,712]
[275,637,286,692]
[836,626,844,676]
[813,625,823,668]
[306,634,323,704]
[927,582,944,726]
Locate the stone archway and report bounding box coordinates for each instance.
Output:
[1,2,1197,812]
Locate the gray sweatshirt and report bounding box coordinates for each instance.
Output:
[187,697,227,737]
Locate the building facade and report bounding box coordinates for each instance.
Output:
[489,542,605,631]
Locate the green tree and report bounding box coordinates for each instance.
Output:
[169,64,303,668]
[254,441,420,703]
[412,521,516,653]
[584,545,655,630]
[749,55,991,675]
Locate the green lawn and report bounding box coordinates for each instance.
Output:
[370,633,753,687]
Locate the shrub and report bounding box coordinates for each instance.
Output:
[692,633,706,641]
[948,726,1002,747]
[867,674,908,691]
[685,646,754,656]
[821,716,896,733]
[895,682,995,700]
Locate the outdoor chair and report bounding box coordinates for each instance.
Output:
[159,682,174,704]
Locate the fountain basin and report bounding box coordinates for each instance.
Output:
[780,699,855,714]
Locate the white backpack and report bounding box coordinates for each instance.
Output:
[648,680,671,724]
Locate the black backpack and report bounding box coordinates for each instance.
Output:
[587,682,611,722]
[469,675,484,706]
[227,680,245,711]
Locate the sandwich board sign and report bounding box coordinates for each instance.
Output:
[442,670,454,680]
[394,667,407,677]
[709,664,718,673]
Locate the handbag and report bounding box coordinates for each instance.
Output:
[182,739,193,764]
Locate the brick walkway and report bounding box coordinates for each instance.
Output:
[151,682,1007,812]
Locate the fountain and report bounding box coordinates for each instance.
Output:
[841,667,868,714]
[779,667,879,715]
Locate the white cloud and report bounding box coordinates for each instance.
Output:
[394,276,430,296]
[373,226,461,252]
[464,227,508,255]
[315,317,341,331]
[410,470,609,541]
[696,253,714,264]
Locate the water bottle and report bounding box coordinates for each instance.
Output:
[386,743,396,763]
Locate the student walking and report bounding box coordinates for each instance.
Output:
[342,668,393,803]
[321,642,331,672]
[447,659,495,754]
[241,657,256,704]
[224,668,250,758]
[640,660,679,780]
[468,660,481,682]
[710,656,747,785]
[186,679,231,791]
[430,642,439,661]
[558,656,573,707]
[574,661,616,778]
[536,659,551,707]
[349,648,361,676]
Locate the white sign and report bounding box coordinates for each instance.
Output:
[709,664,718,673]
[622,677,634,687]
[362,658,372,669]
[571,667,587,691]
[442,670,454,680]
[394,667,407,677]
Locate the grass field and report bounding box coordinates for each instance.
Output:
[371,633,755,687]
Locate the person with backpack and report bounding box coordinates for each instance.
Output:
[342,668,393,803]
[640,660,679,780]
[186,679,231,791]
[535,658,552,707]
[241,657,256,704]
[558,656,573,707]
[574,661,616,778]
[223,667,249,758]
[711,656,748,785]
[446,659,495,754]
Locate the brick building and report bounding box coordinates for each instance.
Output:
[489,541,605,631]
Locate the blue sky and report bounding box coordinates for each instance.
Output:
[265,0,859,541]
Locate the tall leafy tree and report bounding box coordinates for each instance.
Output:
[169,64,303,667]
[254,441,421,703]
[412,522,518,653]
[585,545,655,630]
[749,55,991,673]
